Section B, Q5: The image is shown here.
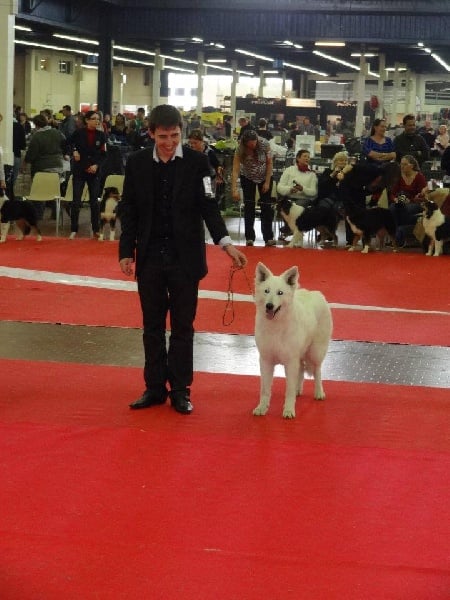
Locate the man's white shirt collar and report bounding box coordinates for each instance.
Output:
[153,143,183,162]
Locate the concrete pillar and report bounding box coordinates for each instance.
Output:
[152,49,163,106]
[0,0,18,165]
[258,66,264,97]
[354,55,366,137]
[230,60,238,124]
[197,51,205,115]
[97,35,114,115]
[376,53,385,119]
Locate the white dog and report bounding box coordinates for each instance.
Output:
[253,262,333,419]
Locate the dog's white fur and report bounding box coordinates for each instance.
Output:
[278,202,305,247]
[253,262,333,419]
[423,201,445,256]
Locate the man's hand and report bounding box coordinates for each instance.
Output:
[224,244,247,268]
[120,257,134,276]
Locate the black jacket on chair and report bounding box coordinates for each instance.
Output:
[119,146,228,281]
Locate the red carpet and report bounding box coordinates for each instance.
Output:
[1,359,449,599]
[1,239,449,345]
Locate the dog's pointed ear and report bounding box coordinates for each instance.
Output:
[282,265,299,288]
[255,262,272,283]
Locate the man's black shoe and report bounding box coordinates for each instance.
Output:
[129,389,168,410]
[170,389,193,414]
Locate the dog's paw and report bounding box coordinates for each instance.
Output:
[253,405,268,416]
[361,247,369,254]
[347,246,354,252]
[282,408,296,419]
[16,235,24,241]
[36,235,42,242]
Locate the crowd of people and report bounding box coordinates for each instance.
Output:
[3,104,450,250]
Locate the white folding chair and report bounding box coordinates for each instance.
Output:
[102,174,125,196]
[23,172,62,235]
[59,175,89,232]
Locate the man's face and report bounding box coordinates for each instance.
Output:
[151,126,181,161]
[188,138,204,152]
[404,119,417,135]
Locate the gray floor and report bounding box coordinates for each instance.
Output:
[1,321,449,389]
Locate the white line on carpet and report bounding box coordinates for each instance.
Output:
[1,266,449,317]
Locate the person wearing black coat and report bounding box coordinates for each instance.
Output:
[119,105,246,415]
[68,111,107,238]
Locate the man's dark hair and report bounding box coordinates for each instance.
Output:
[33,114,48,128]
[62,105,72,112]
[149,105,182,133]
[402,113,415,126]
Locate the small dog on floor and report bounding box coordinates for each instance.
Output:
[253,262,333,419]
[0,193,42,243]
[98,186,121,241]
[422,199,450,256]
[345,202,397,253]
[277,197,339,248]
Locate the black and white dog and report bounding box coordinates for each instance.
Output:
[422,200,450,257]
[0,193,42,243]
[277,197,339,248]
[345,202,397,253]
[98,186,120,241]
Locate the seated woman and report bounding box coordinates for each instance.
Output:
[277,149,318,207]
[316,150,348,215]
[389,155,427,247]
[110,113,128,144]
[362,118,396,164]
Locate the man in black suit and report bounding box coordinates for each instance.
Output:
[119,105,247,414]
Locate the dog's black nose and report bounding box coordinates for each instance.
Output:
[266,303,274,311]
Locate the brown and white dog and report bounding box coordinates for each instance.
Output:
[422,200,449,256]
[0,193,42,243]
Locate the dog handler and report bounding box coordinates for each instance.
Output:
[119,105,247,415]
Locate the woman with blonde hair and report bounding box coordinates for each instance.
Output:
[315,150,349,213]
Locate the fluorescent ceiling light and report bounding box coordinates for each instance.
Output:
[316,80,349,85]
[207,59,227,63]
[235,48,272,62]
[431,53,450,72]
[315,41,345,47]
[351,53,377,57]
[192,37,203,43]
[313,50,359,71]
[263,70,279,74]
[54,33,98,45]
[284,61,328,77]
[15,25,32,32]
[15,39,95,56]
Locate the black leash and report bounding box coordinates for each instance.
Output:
[222,265,254,326]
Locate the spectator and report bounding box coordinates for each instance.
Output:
[60,105,77,139]
[277,149,318,208]
[394,114,430,166]
[11,117,26,199]
[22,114,66,218]
[389,154,426,247]
[316,150,348,214]
[338,161,401,246]
[237,116,254,140]
[223,115,233,138]
[18,112,32,135]
[418,120,436,149]
[256,118,273,140]
[434,124,449,155]
[68,111,107,238]
[232,130,275,246]
[362,118,396,163]
[0,114,6,195]
[110,113,128,144]
[187,129,224,196]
